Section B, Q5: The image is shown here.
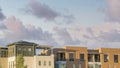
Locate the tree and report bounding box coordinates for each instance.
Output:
[16,54,27,68]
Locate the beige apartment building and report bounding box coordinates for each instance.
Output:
[53,46,120,68]
[0,41,120,68]
[0,41,54,68]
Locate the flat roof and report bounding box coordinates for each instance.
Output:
[7,40,37,46]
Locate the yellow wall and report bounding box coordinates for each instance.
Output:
[0,58,8,68]
[98,48,120,68]
[34,55,54,68]
[64,46,88,68]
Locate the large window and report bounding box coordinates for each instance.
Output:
[56,52,65,61]
[69,52,74,61]
[104,54,108,62]
[80,54,84,61]
[88,54,93,62]
[95,54,100,62]
[114,55,118,63]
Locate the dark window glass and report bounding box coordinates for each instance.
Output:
[88,54,93,62]
[95,54,100,62]
[114,55,118,63]
[39,61,41,66]
[56,53,65,61]
[104,54,108,62]
[80,54,84,61]
[69,53,74,61]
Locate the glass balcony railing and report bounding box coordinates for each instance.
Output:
[56,58,66,61]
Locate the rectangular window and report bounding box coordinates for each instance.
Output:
[57,52,65,61]
[69,53,74,61]
[88,54,93,62]
[44,61,46,66]
[39,61,41,66]
[95,54,100,62]
[49,61,51,66]
[80,54,84,61]
[114,55,118,63]
[104,54,108,62]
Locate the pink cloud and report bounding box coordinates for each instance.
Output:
[106,0,120,22]
[1,16,57,46]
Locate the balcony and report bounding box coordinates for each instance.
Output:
[88,54,100,62]
[56,58,66,61]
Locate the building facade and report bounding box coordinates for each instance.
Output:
[0,41,120,68]
[0,41,54,68]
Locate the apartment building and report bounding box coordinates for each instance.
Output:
[0,41,54,68]
[53,46,88,68]
[0,47,8,68]
[0,41,120,68]
[53,46,120,68]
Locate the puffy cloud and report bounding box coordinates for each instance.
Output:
[0,8,5,21]
[54,27,80,45]
[106,0,120,22]
[54,23,120,48]
[0,23,6,29]
[24,0,75,23]
[1,16,57,46]
[27,0,60,21]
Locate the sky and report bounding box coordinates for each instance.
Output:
[0,0,119,48]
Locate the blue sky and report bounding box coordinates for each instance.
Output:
[0,0,119,48]
[0,0,106,26]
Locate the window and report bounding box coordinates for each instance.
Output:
[44,61,46,66]
[57,52,65,61]
[39,61,41,66]
[95,54,100,62]
[49,61,51,66]
[73,64,75,68]
[88,54,93,62]
[114,55,118,63]
[80,54,84,61]
[69,53,74,61]
[28,48,32,51]
[104,54,108,62]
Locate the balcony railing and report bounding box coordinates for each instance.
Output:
[56,58,66,61]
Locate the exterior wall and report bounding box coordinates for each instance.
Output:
[98,48,120,68]
[8,56,16,68]
[24,57,34,68]
[0,58,8,68]
[53,46,88,68]
[34,55,54,68]
[64,46,88,68]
